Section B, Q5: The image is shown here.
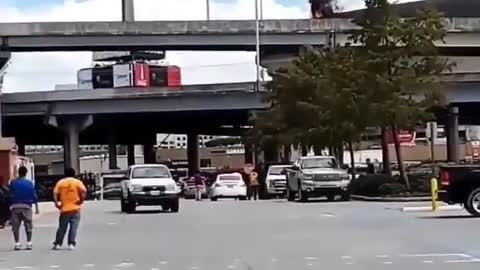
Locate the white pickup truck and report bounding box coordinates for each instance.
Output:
[121,164,180,213]
[286,156,351,202]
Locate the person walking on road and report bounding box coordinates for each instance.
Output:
[193,173,206,201]
[249,170,260,201]
[0,183,11,229]
[9,166,39,250]
[52,168,87,250]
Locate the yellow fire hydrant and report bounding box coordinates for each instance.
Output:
[431,178,438,212]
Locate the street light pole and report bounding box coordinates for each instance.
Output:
[206,0,210,20]
[255,0,261,91]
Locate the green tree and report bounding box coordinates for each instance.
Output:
[350,0,454,189]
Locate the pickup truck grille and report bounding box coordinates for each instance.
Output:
[314,174,341,181]
[273,180,286,188]
[143,185,166,192]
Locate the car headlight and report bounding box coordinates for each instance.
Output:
[302,173,314,180]
[130,184,143,192]
[166,183,177,191]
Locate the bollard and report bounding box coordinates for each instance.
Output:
[431,177,438,212]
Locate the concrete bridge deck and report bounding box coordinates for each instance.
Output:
[0,18,479,52]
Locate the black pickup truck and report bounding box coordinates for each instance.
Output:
[439,165,480,216]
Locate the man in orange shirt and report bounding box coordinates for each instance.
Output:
[52,168,87,250]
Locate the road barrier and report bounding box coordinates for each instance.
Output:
[431,177,438,212]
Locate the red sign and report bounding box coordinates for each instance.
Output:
[134,63,151,87]
[387,130,416,146]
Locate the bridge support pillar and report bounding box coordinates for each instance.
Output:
[446,106,460,163]
[187,134,199,174]
[245,143,254,164]
[46,115,92,174]
[108,133,118,169]
[143,144,156,164]
[127,144,135,166]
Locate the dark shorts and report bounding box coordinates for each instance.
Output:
[11,207,33,233]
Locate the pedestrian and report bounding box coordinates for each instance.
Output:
[0,183,11,229]
[52,168,87,250]
[366,158,375,174]
[249,170,260,201]
[9,166,39,250]
[193,173,205,201]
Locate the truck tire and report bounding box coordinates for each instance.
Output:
[465,187,480,217]
[341,192,351,201]
[170,198,180,213]
[298,184,308,202]
[126,202,136,214]
[327,194,335,202]
[120,200,127,213]
[286,187,295,201]
[211,196,218,201]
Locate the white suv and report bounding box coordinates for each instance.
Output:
[121,164,180,213]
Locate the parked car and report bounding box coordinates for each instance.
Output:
[265,165,291,198]
[439,164,480,216]
[120,164,180,213]
[286,156,351,202]
[210,173,247,201]
[94,183,122,200]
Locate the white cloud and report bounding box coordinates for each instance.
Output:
[0,0,410,92]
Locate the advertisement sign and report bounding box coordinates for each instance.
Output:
[92,66,114,89]
[134,63,150,87]
[113,64,132,88]
[77,68,93,89]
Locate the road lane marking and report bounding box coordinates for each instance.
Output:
[401,205,463,212]
[423,260,434,264]
[159,261,168,265]
[83,264,95,267]
[14,267,33,270]
[444,259,480,263]
[345,262,354,265]
[376,255,390,258]
[115,262,135,268]
[382,262,393,264]
[322,213,336,217]
[304,257,317,260]
[400,253,472,258]
[48,266,60,269]
[341,256,353,259]
[306,263,313,266]
[190,267,198,270]
[107,222,117,225]
[227,265,236,269]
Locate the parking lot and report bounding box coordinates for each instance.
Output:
[0,199,479,270]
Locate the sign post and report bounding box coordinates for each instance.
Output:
[426,122,438,175]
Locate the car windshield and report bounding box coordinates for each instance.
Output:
[301,158,337,169]
[218,175,242,181]
[269,166,289,175]
[132,167,171,178]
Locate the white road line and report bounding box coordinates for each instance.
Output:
[423,260,434,264]
[159,261,168,265]
[14,267,33,270]
[341,256,353,259]
[306,263,313,266]
[383,262,393,265]
[151,268,160,270]
[107,222,117,225]
[376,255,390,258]
[400,253,472,258]
[48,266,60,269]
[227,265,236,269]
[345,262,354,265]
[445,259,480,263]
[83,264,96,267]
[190,266,199,270]
[304,257,317,260]
[270,258,277,262]
[322,213,336,217]
[115,262,135,268]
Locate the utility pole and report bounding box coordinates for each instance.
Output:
[122,0,135,21]
[206,0,210,20]
[255,0,261,91]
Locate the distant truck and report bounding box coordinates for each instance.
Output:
[286,156,351,202]
[439,165,480,216]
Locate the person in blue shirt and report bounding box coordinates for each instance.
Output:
[9,166,39,250]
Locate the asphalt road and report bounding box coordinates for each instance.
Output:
[0,199,479,270]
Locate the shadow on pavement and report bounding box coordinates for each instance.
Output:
[108,210,174,215]
[419,215,478,219]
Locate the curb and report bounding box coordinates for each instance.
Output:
[351,195,432,202]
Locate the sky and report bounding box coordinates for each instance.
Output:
[0,0,412,92]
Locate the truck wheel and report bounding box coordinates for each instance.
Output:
[126,202,136,214]
[286,188,296,201]
[327,194,335,201]
[465,187,480,217]
[170,198,180,213]
[239,196,247,201]
[120,200,127,212]
[298,184,308,202]
[211,196,218,201]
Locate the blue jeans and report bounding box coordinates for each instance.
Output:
[54,212,81,246]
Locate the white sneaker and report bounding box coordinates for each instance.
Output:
[13,243,21,251]
[52,244,60,250]
[68,244,75,250]
[26,242,33,250]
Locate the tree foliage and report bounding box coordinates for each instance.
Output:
[251,0,454,188]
